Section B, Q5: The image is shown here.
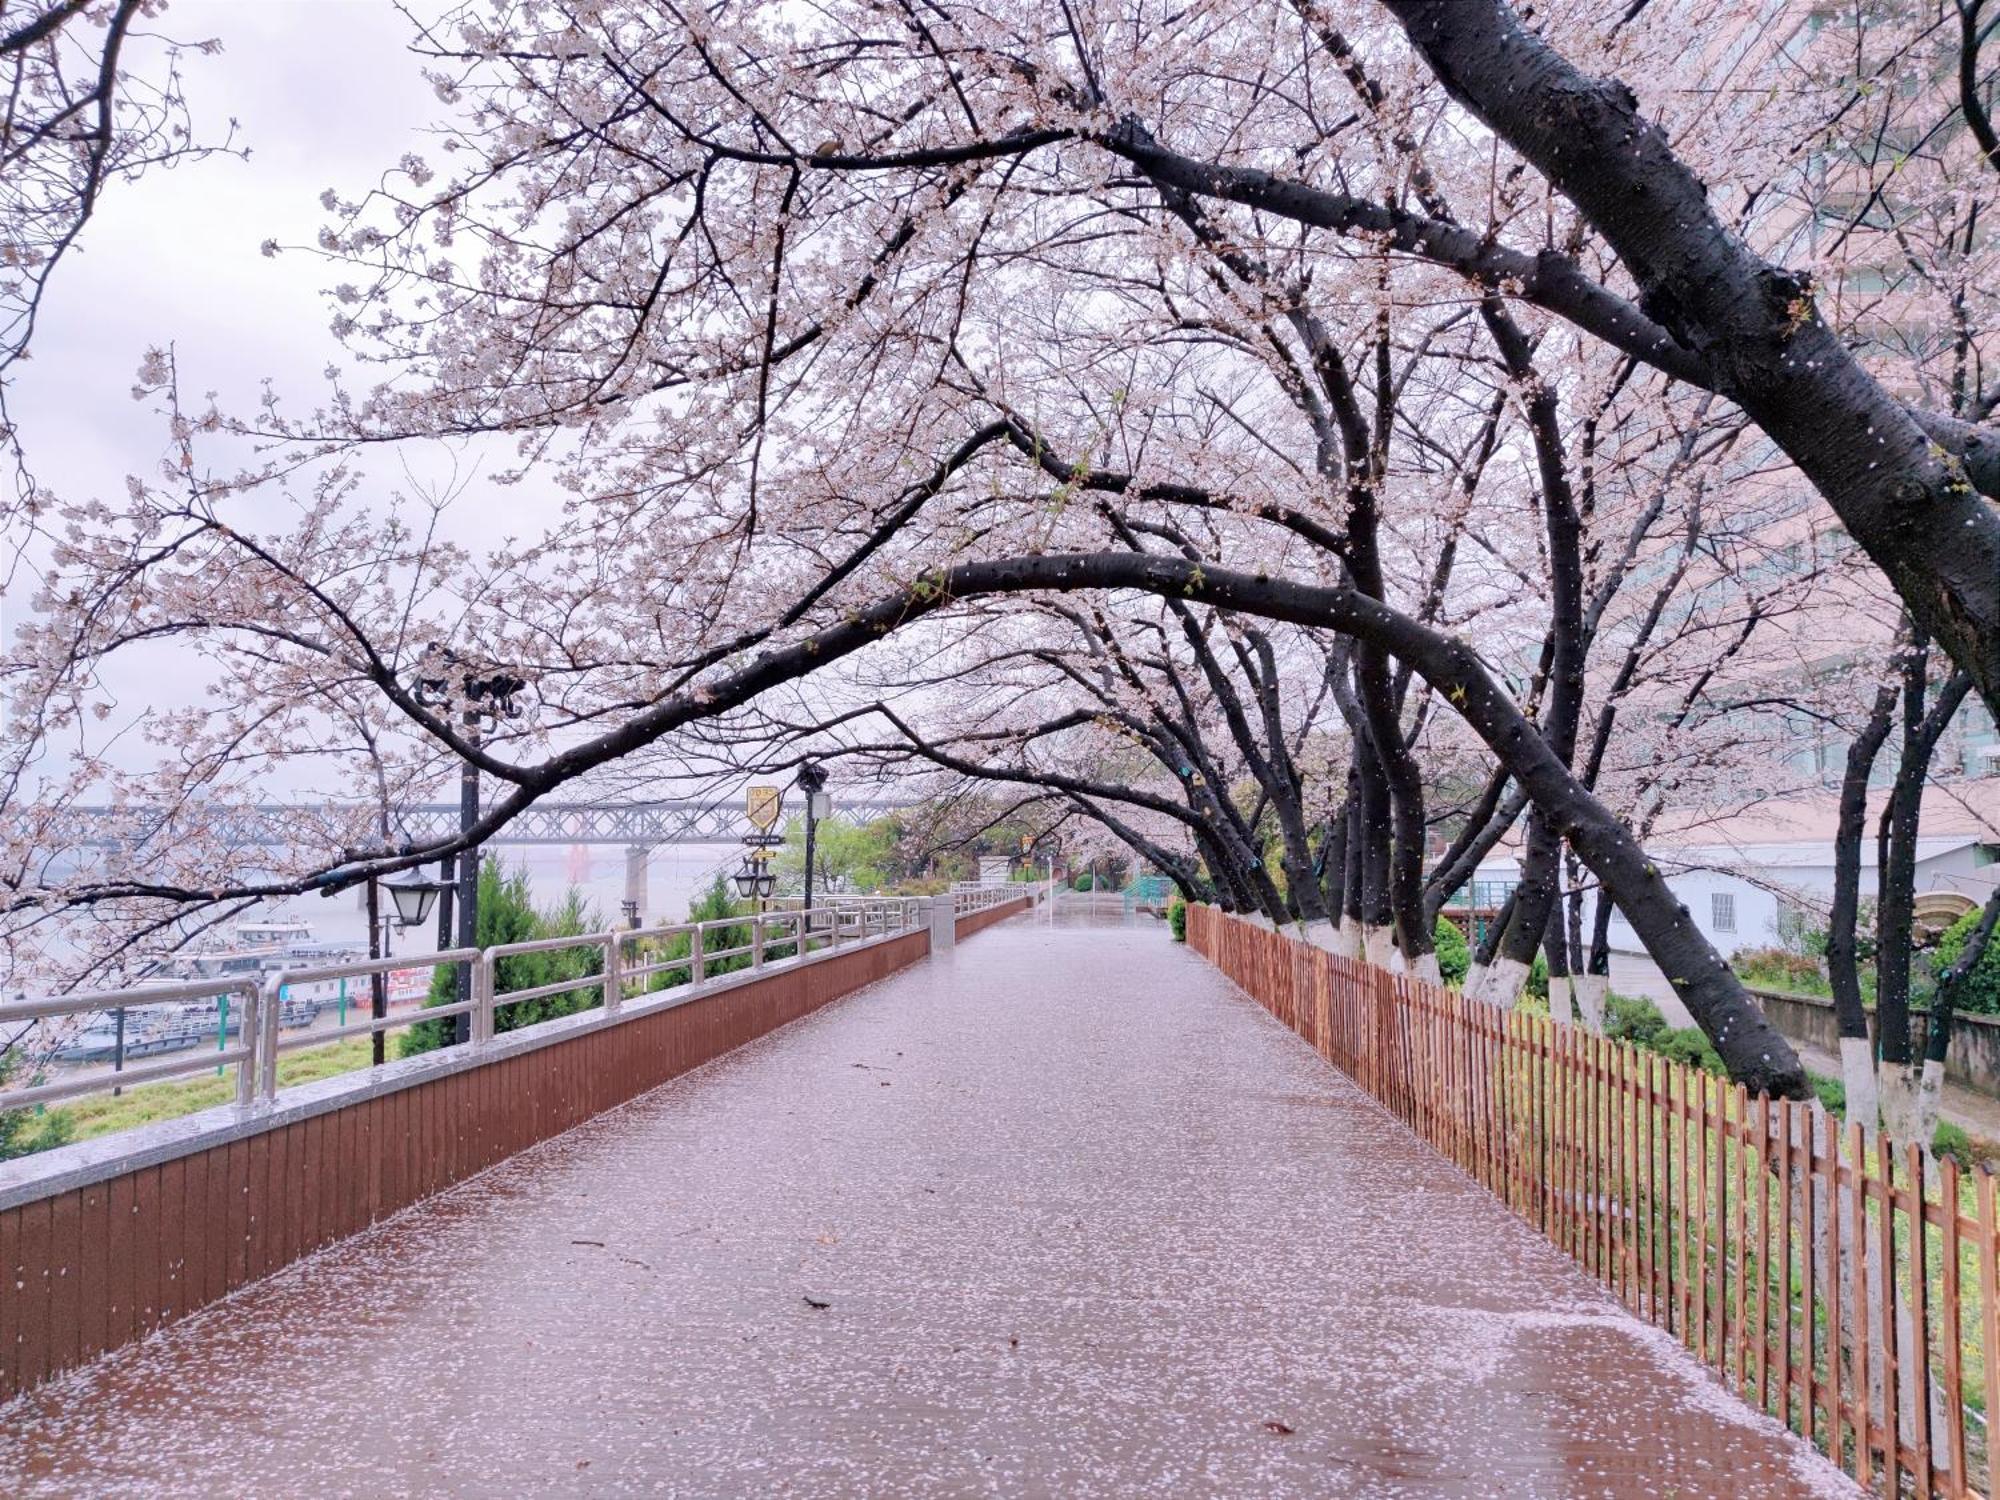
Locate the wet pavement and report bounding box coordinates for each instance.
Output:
[0,904,1855,1497]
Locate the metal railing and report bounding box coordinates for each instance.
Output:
[1,898,928,1121]
[951,881,1032,917]
[0,973,266,1111]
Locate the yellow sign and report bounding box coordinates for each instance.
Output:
[746,784,783,832]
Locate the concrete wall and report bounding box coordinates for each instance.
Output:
[0,927,934,1405]
[1750,985,2000,1100]
[954,893,1032,941]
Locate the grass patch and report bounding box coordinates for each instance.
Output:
[21,1037,379,1147]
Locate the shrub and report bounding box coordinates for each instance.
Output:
[637,874,756,987]
[1656,1026,1725,1076]
[1734,946,1829,996]
[403,862,603,1057]
[1934,908,2000,1016]
[1809,1071,1847,1118]
[1934,1120,1977,1169]
[0,1053,73,1160]
[1526,950,1549,1002]
[1072,872,1094,892]
[1605,992,1670,1049]
[1167,895,1187,943]
[1432,917,1470,987]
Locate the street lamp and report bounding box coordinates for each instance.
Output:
[731,854,776,901]
[412,644,528,1045]
[384,872,447,929]
[796,762,828,916]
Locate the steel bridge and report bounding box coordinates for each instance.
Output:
[51,797,907,850]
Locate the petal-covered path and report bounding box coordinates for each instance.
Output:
[0,905,1854,1497]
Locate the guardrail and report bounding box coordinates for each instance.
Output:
[0,973,266,1112]
[951,882,1031,917]
[2,898,927,1119]
[0,892,952,1407]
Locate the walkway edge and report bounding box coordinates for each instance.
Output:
[0,893,1034,1405]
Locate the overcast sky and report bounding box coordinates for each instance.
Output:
[4,2,501,795]
[12,1,438,492]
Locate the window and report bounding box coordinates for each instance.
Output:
[1712,893,1737,934]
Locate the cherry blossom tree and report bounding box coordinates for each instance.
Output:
[24,0,2000,1102]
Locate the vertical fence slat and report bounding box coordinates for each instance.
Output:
[1939,1154,1966,1489]
[1979,1169,1998,1500]
[1848,1122,1874,1493]
[1694,1076,1709,1366]
[1878,1134,1904,1498]
[1820,1111,1842,1471]
[1777,1099,1794,1429]
[1733,1083,1750,1401]
[1908,1141,1935,1493]
[1799,1101,1817,1450]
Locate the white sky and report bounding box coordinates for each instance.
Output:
[10,0,437,488]
[2,2,514,795]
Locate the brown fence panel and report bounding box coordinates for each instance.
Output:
[1186,904,1999,1499]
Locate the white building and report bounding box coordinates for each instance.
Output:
[1473,777,2000,1021]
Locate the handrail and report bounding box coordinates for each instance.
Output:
[0,975,264,1110]
[951,882,1030,917]
[3,897,931,1120]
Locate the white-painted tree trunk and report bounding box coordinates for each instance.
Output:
[1360,924,1395,969]
[1874,1061,1947,1455]
[1333,915,1362,960]
[1300,919,1342,953]
[1572,974,1608,1033]
[1408,950,1442,987]
[1878,1061,1943,1165]
[1546,975,1571,1024]
[1462,960,1486,998]
[1479,954,1530,1010]
[1839,1037,1879,1142]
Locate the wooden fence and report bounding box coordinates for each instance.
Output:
[1188,904,2000,1499]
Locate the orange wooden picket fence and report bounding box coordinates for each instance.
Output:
[1189,903,2000,1498]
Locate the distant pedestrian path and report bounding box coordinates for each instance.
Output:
[0,908,1851,1496]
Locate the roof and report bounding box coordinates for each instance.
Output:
[1647,776,2000,852]
[1473,777,2000,877]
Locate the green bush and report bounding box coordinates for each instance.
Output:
[1935,1120,1976,1168]
[1432,917,1470,987]
[1605,992,1670,1049]
[1167,895,1187,943]
[403,862,603,1057]
[0,1053,73,1160]
[1072,872,1094,892]
[1656,1026,1725,1076]
[1526,950,1549,1002]
[1934,908,2000,1015]
[637,874,757,986]
[1734,946,1831,997]
[1809,1071,1847,1117]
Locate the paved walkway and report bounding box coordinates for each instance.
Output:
[0,907,1854,1497]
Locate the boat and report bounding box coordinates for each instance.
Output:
[52,915,369,1063]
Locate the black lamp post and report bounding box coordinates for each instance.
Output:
[358,871,448,1064]
[413,646,527,1046]
[796,762,827,917]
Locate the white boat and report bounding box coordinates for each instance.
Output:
[54,916,370,1062]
